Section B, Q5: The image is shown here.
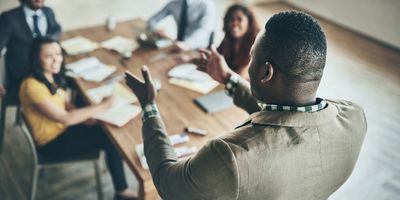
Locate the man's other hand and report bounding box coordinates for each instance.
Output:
[125,66,157,108]
[192,45,235,84]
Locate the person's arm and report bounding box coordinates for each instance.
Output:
[33,96,113,127]
[147,2,174,31]
[193,47,260,114]
[45,7,61,39]
[125,67,239,200]
[0,12,11,52]
[183,1,215,49]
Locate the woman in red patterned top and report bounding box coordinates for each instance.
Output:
[218,4,260,80]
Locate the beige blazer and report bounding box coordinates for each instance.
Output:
[142,80,367,200]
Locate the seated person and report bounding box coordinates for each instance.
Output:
[0,0,61,95]
[19,37,137,200]
[125,11,367,199]
[147,0,215,52]
[217,4,260,80]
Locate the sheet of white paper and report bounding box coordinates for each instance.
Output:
[93,104,141,127]
[168,63,212,81]
[66,57,116,82]
[101,36,139,55]
[61,36,99,55]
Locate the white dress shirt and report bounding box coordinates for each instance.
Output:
[23,5,48,36]
[147,0,215,49]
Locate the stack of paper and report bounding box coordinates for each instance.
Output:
[168,63,219,94]
[101,36,139,56]
[94,103,141,127]
[85,82,140,127]
[66,57,116,82]
[61,36,99,55]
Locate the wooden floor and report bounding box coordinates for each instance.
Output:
[1,2,400,200]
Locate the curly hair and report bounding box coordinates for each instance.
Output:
[223,4,260,40]
[259,11,327,83]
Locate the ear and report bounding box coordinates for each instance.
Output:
[261,62,274,83]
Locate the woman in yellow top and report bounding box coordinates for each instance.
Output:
[19,37,137,200]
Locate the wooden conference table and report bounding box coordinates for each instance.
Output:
[62,19,248,200]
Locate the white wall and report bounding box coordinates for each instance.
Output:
[283,0,400,49]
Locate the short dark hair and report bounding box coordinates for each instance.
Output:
[30,36,66,95]
[223,4,260,40]
[258,11,326,83]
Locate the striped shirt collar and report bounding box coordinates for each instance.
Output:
[258,98,327,112]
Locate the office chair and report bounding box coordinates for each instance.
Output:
[0,54,22,153]
[18,115,104,200]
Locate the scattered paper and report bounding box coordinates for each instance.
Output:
[94,103,141,127]
[169,78,218,94]
[101,36,139,55]
[168,63,219,94]
[61,36,99,55]
[85,82,138,104]
[155,39,173,48]
[66,57,116,82]
[168,63,211,81]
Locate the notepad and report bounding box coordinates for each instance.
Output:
[93,103,141,127]
[85,82,138,104]
[66,57,116,82]
[101,36,139,55]
[194,91,234,113]
[168,63,219,94]
[61,36,99,55]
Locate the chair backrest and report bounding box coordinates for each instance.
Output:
[19,114,39,166]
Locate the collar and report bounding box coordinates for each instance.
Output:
[258,98,327,113]
[23,5,43,18]
[236,100,338,128]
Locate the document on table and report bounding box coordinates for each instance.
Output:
[85,83,140,127]
[66,57,116,82]
[85,82,138,104]
[61,36,99,55]
[101,36,139,55]
[168,63,219,94]
[94,103,141,127]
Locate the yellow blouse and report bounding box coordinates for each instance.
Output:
[19,77,66,146]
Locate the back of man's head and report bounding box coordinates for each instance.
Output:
[259,11,327,85]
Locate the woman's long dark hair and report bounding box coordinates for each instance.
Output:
[30,37,66,95]
[223,4,260,40]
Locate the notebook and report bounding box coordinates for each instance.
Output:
[194,91,234,113]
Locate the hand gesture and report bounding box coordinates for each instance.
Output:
[192,46,235,84]
[125,65,157,108]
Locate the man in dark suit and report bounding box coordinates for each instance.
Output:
[0,0,61,152]
[0,0,61,94]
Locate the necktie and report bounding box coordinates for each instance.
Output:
[32,14,41,38]
[177,0,187,41]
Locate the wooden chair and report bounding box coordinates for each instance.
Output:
[19,115,104,200]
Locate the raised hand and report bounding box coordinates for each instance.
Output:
[125,65,157,108]
[192,45,235,84]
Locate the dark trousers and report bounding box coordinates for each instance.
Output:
[38,124,128,191]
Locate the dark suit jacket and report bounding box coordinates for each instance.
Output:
[0,6,61,89]
[142,79,367,200]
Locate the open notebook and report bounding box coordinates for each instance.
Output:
[85,82,140,127]
[168,63,218,94]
